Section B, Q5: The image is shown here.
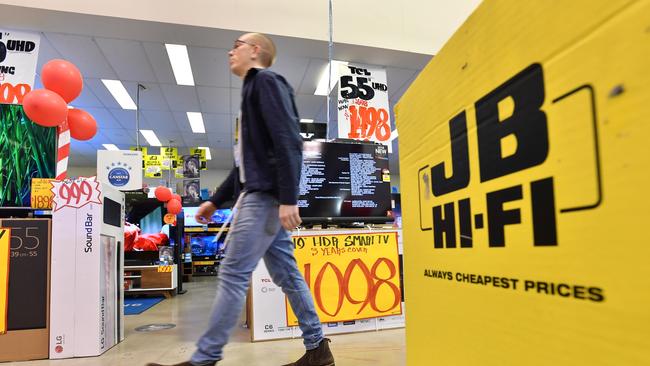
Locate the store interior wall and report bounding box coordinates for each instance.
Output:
[1,0,482,55]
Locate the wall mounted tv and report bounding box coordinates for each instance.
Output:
[0,104,56,207]
[298,141,392,224]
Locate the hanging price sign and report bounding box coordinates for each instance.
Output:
[337,64,392,143]
[286,232,402,325]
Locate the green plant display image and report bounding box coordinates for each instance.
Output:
[0,104,56,207]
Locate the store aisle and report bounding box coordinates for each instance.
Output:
[18,277,405,366]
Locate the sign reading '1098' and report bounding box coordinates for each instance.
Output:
[419,63,601,249]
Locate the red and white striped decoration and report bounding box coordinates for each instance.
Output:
[56,120,70,180]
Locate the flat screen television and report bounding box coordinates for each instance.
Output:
[182,206,233,227]
[298,141,392,224]
[0,104,56,207]
[124,198,176,264]
[188,232,226,260]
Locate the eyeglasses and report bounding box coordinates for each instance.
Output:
[232,39,257,51]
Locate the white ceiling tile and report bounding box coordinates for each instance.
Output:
[83,107,122,130]
[45,33,117,79]
[295,94,326,121]
[160,84,200,112]
[386,67,418,97]
[140,110,178,132]
[68,80,105,108]
[35,34,63,74]
[230,74,243,89]
[94,37,157,82]
[107,108,139,130]
[172,111,193,133]
[85,78,127,109]
[203,113,233,135]
[297,59,328,95]
[230,88,242,114]
[197,87,230,114]
[188,46,230,87]
[142,42,175,84]
[181,132,209,148]
[135,83,169,111]
[270,56,310,90]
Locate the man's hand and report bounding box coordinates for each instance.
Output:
[195,201,217,224]
[279,204,302,230]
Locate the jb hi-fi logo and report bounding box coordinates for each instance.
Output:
[0,33,37,70]
[418,63,602,249]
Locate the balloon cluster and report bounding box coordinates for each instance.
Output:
[22,59,97,140]
[155,186,183,215]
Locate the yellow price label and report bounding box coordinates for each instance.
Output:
[286,232,402,325]
[0,228,11,335]
[157,265,173,273]
[30,178,54,209]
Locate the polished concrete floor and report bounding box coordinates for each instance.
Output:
[16,277,405,365]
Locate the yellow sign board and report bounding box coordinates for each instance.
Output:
[190,148,208,171]
[161,147,178,171]
[286,232,401,325]
[30,178,54,209]
[157,265,172,273]
[144,155,162,178]
[0,228,10,334]
[130,146,147,169]
[395,1,650,365]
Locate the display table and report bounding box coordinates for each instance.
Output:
[124,265,177,298]
[248,228,404,342]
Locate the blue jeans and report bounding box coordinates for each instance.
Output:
[191,192,324,364]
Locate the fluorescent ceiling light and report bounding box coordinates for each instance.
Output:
[300,119,314,123]
[186,112,205,133]
[67,105,75,109]
[165,44,195,86]
[314,60,348,96]
[102,144,119,151]
[101,79,137,110]
[388,129,398,142]
[140,130,162,147]
[198,146,212,160]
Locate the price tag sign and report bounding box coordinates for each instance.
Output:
[337,63,392,143]
[145,155,162,178]
[0,228,10,334]
[30,178,54,209]
[286,232,402,325]
[161,147,178,171]
[157,265,172,273]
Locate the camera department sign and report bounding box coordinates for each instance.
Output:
[0,29,40,104]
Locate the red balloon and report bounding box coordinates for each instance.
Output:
[167,199,182,215]
[154,186,172,202]
[67,108,97,141]
[172,194,182,202]
[22,89,68,127]
[41,59,83,103]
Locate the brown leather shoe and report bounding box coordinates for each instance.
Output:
[146,361,216,366]
[283,338,335,366]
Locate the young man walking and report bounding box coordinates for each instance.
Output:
[146,33,334,366]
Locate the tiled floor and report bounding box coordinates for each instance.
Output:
[17,277,405,365]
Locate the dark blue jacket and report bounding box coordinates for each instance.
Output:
[209,68,303,206]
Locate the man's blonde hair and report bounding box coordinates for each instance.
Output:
[247,33,277,67]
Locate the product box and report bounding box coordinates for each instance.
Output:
[0,218,51,362]
[49,177,125,358]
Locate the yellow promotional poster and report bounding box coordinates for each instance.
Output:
[286,232,402,325]
[30,178,54,209]
[144,155,162,178]
[130,146,147,169]
[161,147,178,171]
[190,148,208,170]
[395,1,650,365]
[0,228,10,335]
[175,156,185,178]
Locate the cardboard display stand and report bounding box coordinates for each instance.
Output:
[0,218,51,362]
[50,177,125,358]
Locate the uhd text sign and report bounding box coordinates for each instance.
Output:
[0,29,40,105]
